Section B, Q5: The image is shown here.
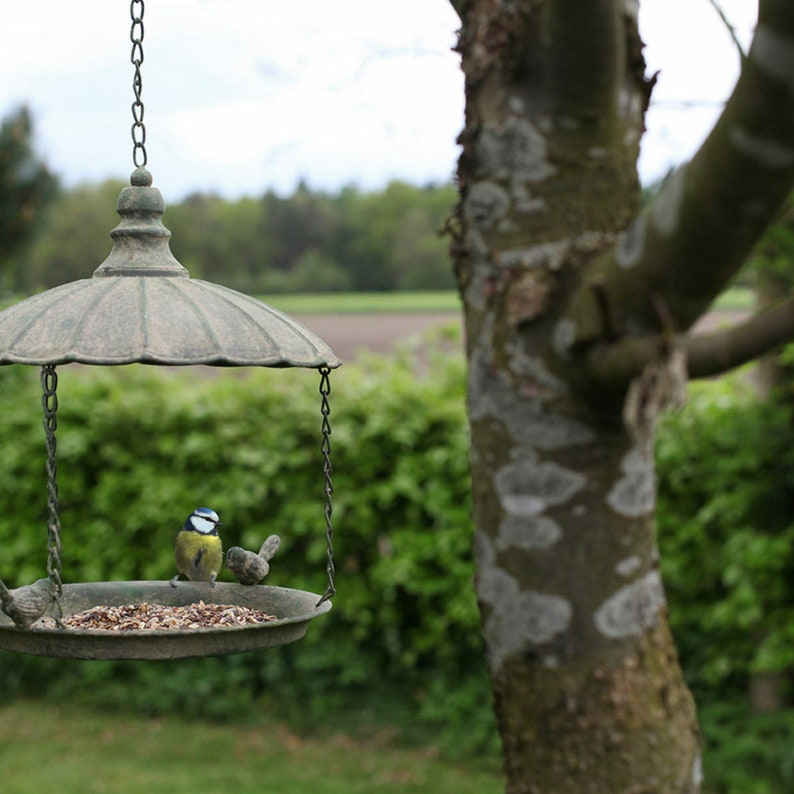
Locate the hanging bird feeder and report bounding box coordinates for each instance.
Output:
[0,2,339,660]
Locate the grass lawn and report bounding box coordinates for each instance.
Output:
[261,287,753,316]
[0,700,504,794]
[1,287,751,317]
[262,291,462,315]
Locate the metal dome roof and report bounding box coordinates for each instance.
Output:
[0,169,341,369]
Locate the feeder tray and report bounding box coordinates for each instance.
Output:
[0,582,332,660]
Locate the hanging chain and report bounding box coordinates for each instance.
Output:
[41,365,63,625]
[316,367,336,605]
[130,0,148,168]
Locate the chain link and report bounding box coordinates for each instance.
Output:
[41,365,63,625]
[316,367,336,605]
[130,0,147,168]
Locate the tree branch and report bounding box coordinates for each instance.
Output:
[583,296,794,389]
[565,0,794,349]
[687,295,794,378]
[707,0,749,62]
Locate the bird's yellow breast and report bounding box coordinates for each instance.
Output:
[174,530,223,582]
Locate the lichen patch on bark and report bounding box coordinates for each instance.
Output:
[606,446,656,518]
[615,212,647,269]
[692,753,704,788]
[505,346,567,393]
[495,457,586,513]
[497,513,562,551]
[593,570,666,639]
[511,181,548,214]
[552,317,578,358]
[497,241,569,270]
[476,117,557,184]
[615,555,643,577]
[468,348,595,449]
[464,180,512,229]
[477,532,573,670]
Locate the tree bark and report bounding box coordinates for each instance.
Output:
[450,1,794,791]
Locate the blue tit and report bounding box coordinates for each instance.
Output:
[170,507,223,587]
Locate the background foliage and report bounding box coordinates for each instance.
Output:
[3,178,458,296]
[658,378,794,695]
[656,374,794,793]
[0,106,58,285]
[0,107,457,297]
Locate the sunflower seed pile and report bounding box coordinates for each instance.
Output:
[53,601,277,631]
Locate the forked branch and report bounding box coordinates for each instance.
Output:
[565,0,794,356]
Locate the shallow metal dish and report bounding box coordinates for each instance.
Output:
[0,581,331,660]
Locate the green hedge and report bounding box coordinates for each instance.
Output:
[656,375,794,792]
[657,377,794,695]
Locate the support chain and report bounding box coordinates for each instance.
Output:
[316,366,336,605]
[130,0,147,168]
[41,365,63,625]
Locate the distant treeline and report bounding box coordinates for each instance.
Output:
[5,179,458,295]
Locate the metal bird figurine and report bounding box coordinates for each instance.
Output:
[225,534,281,586]
[171,507,223,587]
[0,577,55,630]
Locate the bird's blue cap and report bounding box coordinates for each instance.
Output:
[187,507,220,527]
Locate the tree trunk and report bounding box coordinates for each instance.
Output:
[451,1,702,790]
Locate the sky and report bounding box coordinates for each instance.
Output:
[0,1,757,202]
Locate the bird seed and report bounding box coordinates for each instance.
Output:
[54,601,278,631]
